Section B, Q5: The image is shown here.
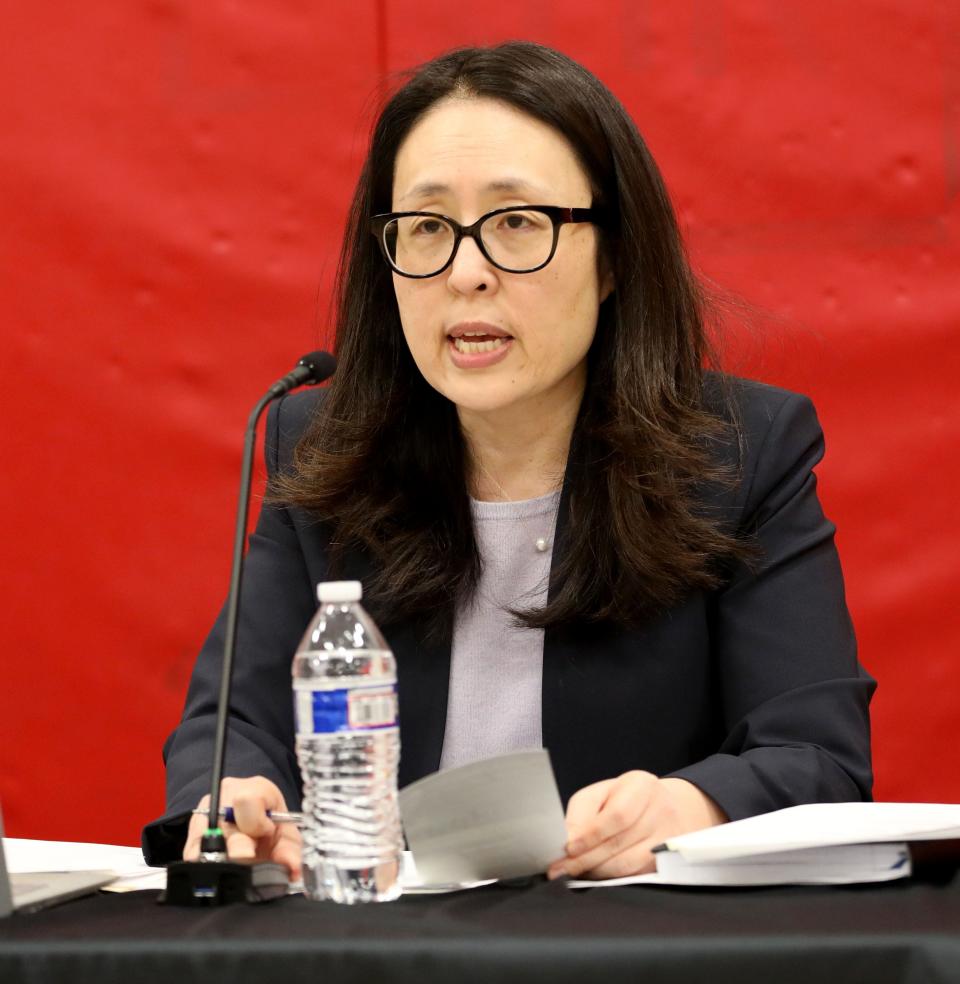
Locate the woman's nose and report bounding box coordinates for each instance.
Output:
[445,234,498,294]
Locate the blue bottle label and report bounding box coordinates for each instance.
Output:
[295,685,397,734]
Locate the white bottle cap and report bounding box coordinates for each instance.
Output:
[317,580,362,603]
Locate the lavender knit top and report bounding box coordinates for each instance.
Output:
[438,488,562,771]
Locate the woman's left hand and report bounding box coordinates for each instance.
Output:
[547,772,727,880]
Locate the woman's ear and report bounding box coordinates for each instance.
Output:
[600,267,615,302]
[596,235,615,302]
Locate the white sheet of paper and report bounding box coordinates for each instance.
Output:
[101,869,169,892]
[399,749,568,884]
[659,802,960,863]
[3,838,148,876]
[568,842,912,888]
[399,851,496,894]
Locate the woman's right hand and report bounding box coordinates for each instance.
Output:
[184,775,302,880]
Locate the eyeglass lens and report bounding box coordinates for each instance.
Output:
[383,210,555,275]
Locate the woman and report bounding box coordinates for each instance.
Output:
[144,41,874,880]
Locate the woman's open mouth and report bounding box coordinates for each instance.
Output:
[447,325,514,368]
[452,334,510,354]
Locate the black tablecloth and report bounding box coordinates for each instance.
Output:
[2,875,960,984]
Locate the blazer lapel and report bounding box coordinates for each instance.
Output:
[339,543,452,789]
[541,465,582,807]
[391,617,452,788]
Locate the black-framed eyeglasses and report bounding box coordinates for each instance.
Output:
[369,205,603,279]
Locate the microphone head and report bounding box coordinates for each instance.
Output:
[296,350,336,384]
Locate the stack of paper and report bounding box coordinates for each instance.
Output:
[2,838,167,892]
[570,802,960,888]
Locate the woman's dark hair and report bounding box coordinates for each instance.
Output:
[271,40,750,635]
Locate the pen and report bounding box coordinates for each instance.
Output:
[192,807,304,825]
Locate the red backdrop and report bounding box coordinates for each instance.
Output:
[2,2,958,846]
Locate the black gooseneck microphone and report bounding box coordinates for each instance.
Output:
[163,350,336,906]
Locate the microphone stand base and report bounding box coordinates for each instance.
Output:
[161,859,289,906]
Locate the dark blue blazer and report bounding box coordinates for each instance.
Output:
[143,377,875,864]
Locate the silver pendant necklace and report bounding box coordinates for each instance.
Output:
[474,457,557,554]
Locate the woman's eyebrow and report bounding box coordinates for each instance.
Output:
[484,178,548,196]
[397,181,450,203]
[396,177,549,205]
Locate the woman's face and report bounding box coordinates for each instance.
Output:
[390,96,611,419]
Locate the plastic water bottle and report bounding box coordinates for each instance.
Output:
[292,580,402,903]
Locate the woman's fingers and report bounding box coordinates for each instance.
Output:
[224,830,259,861]
[567,772,655,856]
[272,825,304,881]
[558,825,657,879]
[229,778,301,875]
[550,771,657,878]
[232,789,278,841]
[575,837,661,880]
[562,778,615,850]
[550,773,728,880]
[183,794,212,861]
[181,776,303,877]
[546,779,612,874]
